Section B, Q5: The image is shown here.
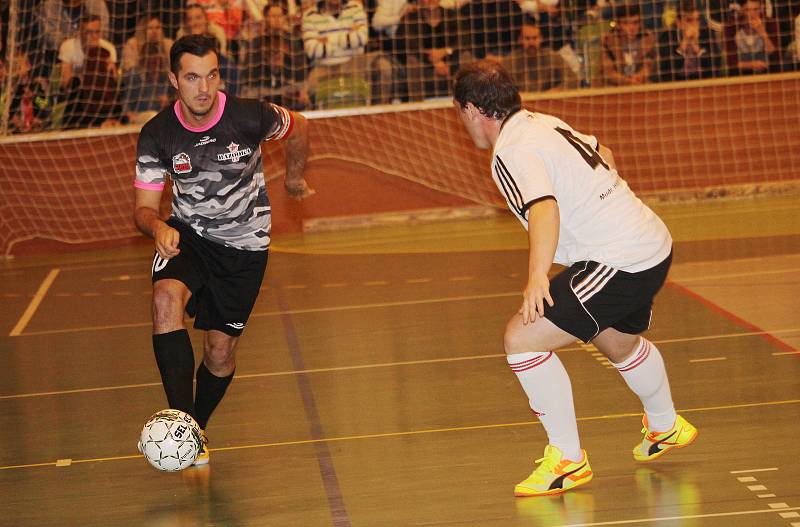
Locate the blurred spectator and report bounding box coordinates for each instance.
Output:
[1,52,51,133]
[724,0,781,74]
[240,2,310,108]
[122,41,173,124]
[784,13,800,70]
[35,0,110,77]
[177,4,229,56]
[515,0,570,50]
[504,19,580,91]
[460,0,524,59]
[600,3,656,85]
[658,0,722,81]
[395,0,467,99]
[177,3,240,94]
[192,0,247,58]
[193,0,247,41]
[241,30,310,108]
[59,14,121,128]
[302,0,394,105]
[58,13,116,91]
[122,16,174,74]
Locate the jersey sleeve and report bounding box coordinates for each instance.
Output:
[134,125,168,191]
[261,102,294,142]
[493,146,555,222]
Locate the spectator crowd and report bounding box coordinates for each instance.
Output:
[1,0,798,132]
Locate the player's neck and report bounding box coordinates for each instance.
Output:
[179,97,220,128]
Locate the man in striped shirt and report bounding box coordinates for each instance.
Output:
[452,60,697,497]
[301,0,394,105]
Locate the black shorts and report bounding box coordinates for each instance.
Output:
[151,218,268,337]
[543,251,672,343]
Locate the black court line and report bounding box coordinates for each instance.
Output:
[276,288,352,527]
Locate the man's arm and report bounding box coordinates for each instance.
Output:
[134,188,180,259]
[283,111,314,199]
[521,197,560,325]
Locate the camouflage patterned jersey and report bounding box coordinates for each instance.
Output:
[135,92,293,251]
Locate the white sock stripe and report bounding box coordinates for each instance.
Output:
[576,266,617,302]
[508,352,554,372]
[618,341,652,372]
[573,264,609,296]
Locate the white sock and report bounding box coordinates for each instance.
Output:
[614,338,676,432]
[507,351,582,461]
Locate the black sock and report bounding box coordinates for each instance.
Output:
[194,362,234,430]
[152,330,195,418]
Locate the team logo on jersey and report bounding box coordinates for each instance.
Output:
[193,135,217,147]
[217,142,252,163]
[172,152,192,174]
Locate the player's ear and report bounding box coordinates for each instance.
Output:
[465,103,481,120]
[168,71,179,91]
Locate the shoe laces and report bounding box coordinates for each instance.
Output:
[534,448,560,474]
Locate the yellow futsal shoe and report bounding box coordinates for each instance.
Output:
[633,414,698,462]
[193,429,210,466]
[514,445,593,497]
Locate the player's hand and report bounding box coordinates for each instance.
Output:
[285,178,315,200]
[519,272,554,325]
[153,222,180,259]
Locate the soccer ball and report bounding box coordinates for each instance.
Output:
[139,409,202,471]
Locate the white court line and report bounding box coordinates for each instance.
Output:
[730,467,779,474]
[553,507,800,527]
[674,267,800,283]
[1,327,799,399]
[9,284,800,338]
[9,269,60,337]
[689,357,728,363]
[774,351,800,356]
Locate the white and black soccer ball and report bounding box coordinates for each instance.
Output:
[139,409,202,472]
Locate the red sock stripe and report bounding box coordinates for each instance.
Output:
[509,352,553,373]
[617,341,651,372]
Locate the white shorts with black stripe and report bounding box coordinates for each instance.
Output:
[543,252,672,343]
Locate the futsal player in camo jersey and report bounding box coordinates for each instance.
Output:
[452,60,697,496]
[134,35,314,466]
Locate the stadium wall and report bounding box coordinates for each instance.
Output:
[1,74,799,256]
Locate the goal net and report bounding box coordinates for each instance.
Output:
[1,0,799,255]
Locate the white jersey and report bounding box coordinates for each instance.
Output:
[492,110,672,272]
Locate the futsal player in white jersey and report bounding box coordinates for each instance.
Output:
[452,60,697,497]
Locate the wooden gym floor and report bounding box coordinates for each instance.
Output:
[0,194,798,526]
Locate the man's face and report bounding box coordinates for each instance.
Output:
[617,15,641,38]
[186,7,208,34]
[82,20,102,48]
[678,10,701,30]
[266,6,284,30]
[742,1,761,21]
[169,52,221,119]
[453,100,490,150]
[521,25,543,55]
[146,18,163,42]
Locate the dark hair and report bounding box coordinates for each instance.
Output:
[613,3,640,20]
[263,0,287,16]
[453,59,521,121]
[678,0,699,15]
[169,34,219,74]
[80,14,102,27]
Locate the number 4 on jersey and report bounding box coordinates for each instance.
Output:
[555,127,609,170]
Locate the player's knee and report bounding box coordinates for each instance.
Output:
[204,342,236,374]
[151,283,188,321]
[504,324,532,355]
